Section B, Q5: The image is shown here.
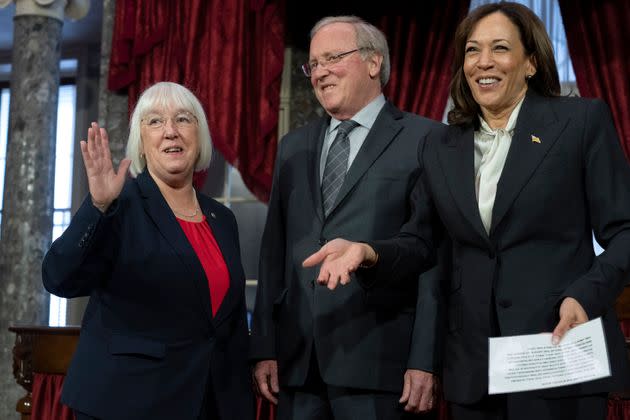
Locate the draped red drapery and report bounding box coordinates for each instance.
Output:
[108,0,285,202]
[31,373,75,420]
[559,11,630,414]
[608,399,630,420]
[558,0,630,161]
[380,0,471,120]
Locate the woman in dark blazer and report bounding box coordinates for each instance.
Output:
[304,3,630,419]
[42,82,254,420]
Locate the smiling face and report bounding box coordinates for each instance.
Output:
[309,22,383,120]
[464,12,536,123]
[140,107,200,187]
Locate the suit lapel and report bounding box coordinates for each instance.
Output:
[438,125,490,245]
[198,196,244,327]
[308,119,329,223]
[326,102,402,217]
[137,171,214,323]
[490,92,569,235]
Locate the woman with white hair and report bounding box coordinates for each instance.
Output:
[43,82,254,420]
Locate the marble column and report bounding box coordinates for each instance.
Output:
[290,48,324,130]
[98,0,128,166]
[65,0,128,327]
[0,1,89,418]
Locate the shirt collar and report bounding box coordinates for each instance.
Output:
[329,94,386,133]
[479,94,526,135]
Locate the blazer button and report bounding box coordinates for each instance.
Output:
[498,299,512,308]
[318,238,327,246]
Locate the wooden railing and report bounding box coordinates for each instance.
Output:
[8,325,80,420]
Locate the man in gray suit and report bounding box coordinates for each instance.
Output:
[250,15,447,420]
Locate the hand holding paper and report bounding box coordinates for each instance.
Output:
[488,318,610,394]
[551,297,589,345]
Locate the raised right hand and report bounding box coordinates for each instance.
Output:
[253,359,279,404]
[80,122,131,212]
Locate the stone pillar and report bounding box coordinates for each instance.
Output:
[0,1,89,418]
[290,48,324,130]
[65,0,129,327]
[98,0,128,167]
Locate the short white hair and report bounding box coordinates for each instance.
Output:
[126,82,213,177]
[310,15,391,87]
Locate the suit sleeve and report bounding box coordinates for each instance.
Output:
[407,236,449,373]
[563,99,630,318]
[42,195,118,298]
[363,125,444,285]
[249,139,288,361]
[360,122,447,371]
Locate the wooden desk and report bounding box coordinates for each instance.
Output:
[8,325,80,420]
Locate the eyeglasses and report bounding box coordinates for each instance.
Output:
[301,48,366,77]
[142,112,198,130]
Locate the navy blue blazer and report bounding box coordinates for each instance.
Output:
[372,92,630,403]
[42,170,254,420]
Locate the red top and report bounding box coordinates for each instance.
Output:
[177,215,230,317]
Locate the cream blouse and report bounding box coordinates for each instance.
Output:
[474,97,525,234]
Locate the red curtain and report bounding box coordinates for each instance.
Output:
[558,0,630,160]
[560,3,630,414]
[380,0,471,121]
[608,398,630,420]
[31,373,75,420]
[108,0,285,202]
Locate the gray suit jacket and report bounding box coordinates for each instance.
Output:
[250,102,448,392]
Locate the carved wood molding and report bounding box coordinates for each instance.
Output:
[8,325,81,419]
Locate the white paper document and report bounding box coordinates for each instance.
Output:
[488,318,611,394]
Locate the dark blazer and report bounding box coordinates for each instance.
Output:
[42,171,254,420]
[372,91,630,404]
[250,101,448,393]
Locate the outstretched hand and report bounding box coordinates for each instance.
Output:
[302,238,375,290]
[551,297,588,345]
[80,122,131,212]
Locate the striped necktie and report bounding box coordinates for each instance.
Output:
[321,119,359,217]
